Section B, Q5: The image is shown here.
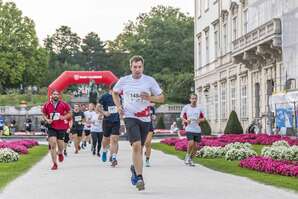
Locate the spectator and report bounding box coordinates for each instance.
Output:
[25,118,32,133]
[10,119,16,133]
[0,115,4,136]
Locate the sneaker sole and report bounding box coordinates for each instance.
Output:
[111,160,118,167]
[136,181,145,191]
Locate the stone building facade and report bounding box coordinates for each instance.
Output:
[194,0,298,133]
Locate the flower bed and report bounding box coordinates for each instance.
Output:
[0,140,39,154]
[197,142,257,161]
[161,134,298,153]
[261,141,298,161]
[0,148,19,163]
[240,156,298,177]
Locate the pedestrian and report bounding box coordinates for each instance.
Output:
[82,103,94,149]
[90,104,104,156]
[99,83,121,167]
[180,93,205,166]
[71,104,85,154]
[42,90,71,170]
[144,105,156,167]
[112,55,165,191]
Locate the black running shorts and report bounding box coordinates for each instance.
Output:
[124,118,150,146]
[47,128,66,140]
[103,120,120,137]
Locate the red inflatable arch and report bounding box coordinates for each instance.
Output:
[48,71,118,99]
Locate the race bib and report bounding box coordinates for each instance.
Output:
[127,91,146,103]
[50,112,60,121]
[74,116,82,122]
[108,106,117,114]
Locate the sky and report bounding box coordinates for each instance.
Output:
[6,0,194,43]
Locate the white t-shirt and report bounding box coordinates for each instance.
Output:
[90,112,103,132]
[113,74,162,122]
[180,104,204,133]
[84,111,94,130]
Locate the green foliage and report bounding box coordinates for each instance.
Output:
[224,111,244,134]
[0,1,48,89]
[200,120,212,135]
[156,114,166,129]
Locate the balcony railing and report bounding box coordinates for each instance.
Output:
[232,18,281,55]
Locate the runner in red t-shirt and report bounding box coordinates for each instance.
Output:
[42,90,71,170]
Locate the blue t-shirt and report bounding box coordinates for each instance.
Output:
[99,93,120,123]
[0,116,4,128]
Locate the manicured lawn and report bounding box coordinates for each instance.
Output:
[152,143,298,192]
[0,145,48,190]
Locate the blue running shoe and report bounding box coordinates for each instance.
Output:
[136,176,145,191]
[102,151,107,162]
[130,165,138,185]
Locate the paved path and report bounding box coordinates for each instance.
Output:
[0,141,297,199]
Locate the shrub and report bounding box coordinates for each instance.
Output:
[156,114,165,129]
[0,148,19,163]
[200,120,212,135]
[224,111,243,134]
[225,148,257,161]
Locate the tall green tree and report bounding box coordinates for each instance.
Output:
[0,1,48,90]
[80,32,108,70]
[44,25,81,64]
[108,5,194,102]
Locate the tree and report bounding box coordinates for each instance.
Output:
[156,114,166,129]
[200,120,212,135]
[108,5,194,103]
[79,32,108,70]
[224,111,244,134]
[44,25,81,64]
[0,1,48,89]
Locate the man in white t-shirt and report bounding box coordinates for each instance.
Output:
[82,103,94,149]
[112,55,164,191]
[180,93,205,166]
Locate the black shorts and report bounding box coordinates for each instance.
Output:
[71,129,83,137]
[149,122,154,132]
[0,126,3,131]
[186,132,201,142]
[48,128,66,140]
[64,133,70,143]
[103,120,120,137]
[84,129,91,136]
[124,118,150,146]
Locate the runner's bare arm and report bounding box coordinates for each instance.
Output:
[42,113,52,124]
[140,92,165,103]
[112,91,123,115]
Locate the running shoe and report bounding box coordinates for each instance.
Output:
[136,177,145,191]
[189,159,195,167]
[58,154,64,162]
[111,158,118,167]
[102,151,107,162]
[130,165,138,186]
[63,150,67,156]
[145,159,150,167]
[51,163,58,170]
[184,155,190,165]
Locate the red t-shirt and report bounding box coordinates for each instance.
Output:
[42,100,71,130]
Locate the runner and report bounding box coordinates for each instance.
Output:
[99,84,121,167]
[180,93,205,167]
[144,105,156,167]
[71,104,85,154]
[63,119,72,156]
[90,104,104,156]
[82,103,94,149]
[42,90,71,170]
[112,55,164,191]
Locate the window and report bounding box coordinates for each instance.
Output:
[205,0,209,11]
[214,23,219,58]
[214,86,218,120]
[223,23,228,54]
[220,82,227,119]
[205,30,209,64]
[232,16,237,41]
[240,77,248,118]
[230,80,237,111]
[243,9,248,34]
[198,35,202,68]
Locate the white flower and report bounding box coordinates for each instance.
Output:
[0,148,19,163]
